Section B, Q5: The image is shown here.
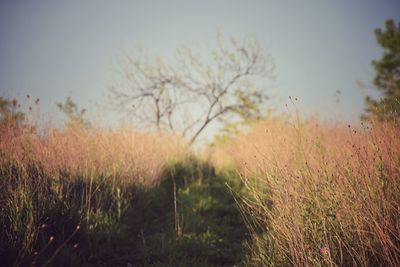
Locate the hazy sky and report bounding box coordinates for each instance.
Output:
[1,1,400,137]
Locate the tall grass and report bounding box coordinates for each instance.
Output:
[215,116,400,266]
[0,123,187,265]
[3,108,399,266]
[0,124,186,183]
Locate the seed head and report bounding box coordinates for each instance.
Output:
[319,246,329,255]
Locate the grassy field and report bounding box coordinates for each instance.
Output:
[0,115,399,266]
[215,116,400,266]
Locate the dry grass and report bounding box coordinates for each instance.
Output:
[0,123,188,265]
[2,111,399,266]
[0,124,187,184]
[213,116,400,266]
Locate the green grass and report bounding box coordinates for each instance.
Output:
[0,156,249,266]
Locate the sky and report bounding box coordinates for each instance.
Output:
[0,0,399,141]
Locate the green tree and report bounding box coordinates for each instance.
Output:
[363,19,400,121]
[57,96,90,129]
[0,97,25,130]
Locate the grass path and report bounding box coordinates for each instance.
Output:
[44,160,249,266]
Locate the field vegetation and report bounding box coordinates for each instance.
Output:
[0,106,248,266]
[1,19,399,266]
[1,104,399,266]
[214,113,400,266]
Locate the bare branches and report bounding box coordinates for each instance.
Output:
[109,34,274,145]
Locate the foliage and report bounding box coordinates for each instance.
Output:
[57,96,91,129]
[364,19,400,121]
[0,158,248,266]
[109,33,274,145]
[212,108,277,146]
[110,157,248,266]
[0,96,25,130]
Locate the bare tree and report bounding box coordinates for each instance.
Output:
[109,33,274,145]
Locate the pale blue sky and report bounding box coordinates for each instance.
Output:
[0,1,399,139]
